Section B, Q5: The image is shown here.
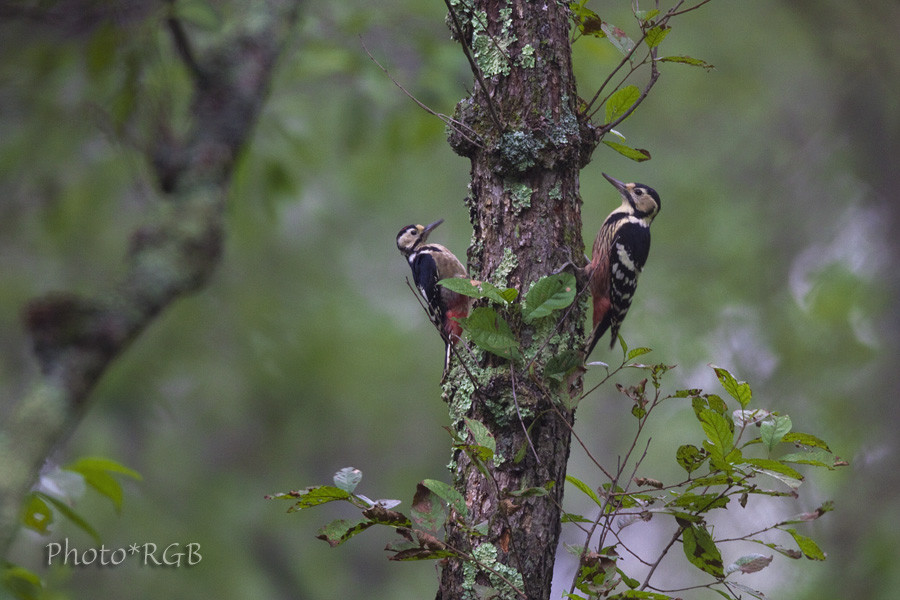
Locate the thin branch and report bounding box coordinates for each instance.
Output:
[639,526,684,590]
[164,6,205,82]
[510,366,541,464]
[442,0,504,131]
[361,38,483,150]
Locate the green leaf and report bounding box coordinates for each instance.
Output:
[627,347,652,361]
[681,523,725,578]
[676,444,707,474]
[1,565,43,600]
[422,479,468,518]
[281,486,352,510]
[699,409,734,458]
[778,449,835,470]
[634,9,660,22]
[740,458,804,481]
[457,307,521,360]
[333,467,362,493]
[562,512,593,523]
[712,366,752,408]
[601,22,635,55]
[725,553,773,575]
[602,140,651,162]
[463,417,496,462]
[21,493,53,535]
[644,26,670,48]
[171,0,222,31]
[604,85,641,125]
[569,3,606,38]
[522,273,576,322]
[658,55,715,70]
[411,483,446,532]
[760,415,793,452]
[669,493,729,512]
[544,350,583,382]
[566,475,603,508]
[785,528,826,560]
[64,457,141,513]
[781,432,832,452]
[438,278,517,305]
[34,492,101,545]
[315,518,374,547]
[66,457,142,480]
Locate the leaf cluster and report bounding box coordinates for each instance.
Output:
[562,363,842,600]
[3,457,141,600]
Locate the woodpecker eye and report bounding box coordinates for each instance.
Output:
[634,189,643,196]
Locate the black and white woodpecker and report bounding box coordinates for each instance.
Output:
[396,219,473,371]
[585,173,661,357]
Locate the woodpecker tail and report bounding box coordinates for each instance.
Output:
[584,314,613,358]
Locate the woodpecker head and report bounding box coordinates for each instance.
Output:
[396,219,444,256]
[603,173,661,223]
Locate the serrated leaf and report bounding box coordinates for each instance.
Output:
[712,366,752,408]
[658,55,715,70]
[681,523,724,578]
[333,467,363,493]
[627,347,652,360]
[740,458,804,481]
[457,307,521,360]
[569,3,606,38]
[566,475,603,508]
[523,273,576,322]
[676,444,707,474]
[544,350,583,382]
[726,553,773,575]
[778,449,835,470]
[438,278,516,305]
[781,432,832,452]
[604,85,641,125]
[602,140,651,162]
[411,483,446,532]
[785,528,826,560]
[316,518,373,547]
[699,409,734,457]
[601,22,635,55]
[284,486,352,510]
[422,479,468,518]
[760,415,792,452]
[66,457,142,480]
[34,492,101,545]
[669,492,728,512]
[464,417,496,462]
[644,26,670,48]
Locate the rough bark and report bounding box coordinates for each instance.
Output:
[439,0,598,598]
[0,1,301,557]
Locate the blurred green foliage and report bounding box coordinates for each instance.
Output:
[0,1,897,599]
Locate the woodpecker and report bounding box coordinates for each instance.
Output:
[585,173,661,357]
[396,219,473,371]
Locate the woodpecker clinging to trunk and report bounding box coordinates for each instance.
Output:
[585,173,661,357]
[396,219,473,372]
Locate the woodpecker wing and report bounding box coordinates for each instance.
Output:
[410,251,443,327]
[605,221,651,348]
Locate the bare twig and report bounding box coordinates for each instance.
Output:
[361,38,483,149]
[510,366,540,464]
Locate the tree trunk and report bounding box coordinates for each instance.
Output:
[439,0,597,598]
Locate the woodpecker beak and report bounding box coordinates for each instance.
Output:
[421,219,444,236]
[602,173,627,194]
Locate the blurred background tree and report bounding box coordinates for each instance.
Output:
[0,0,897,598]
